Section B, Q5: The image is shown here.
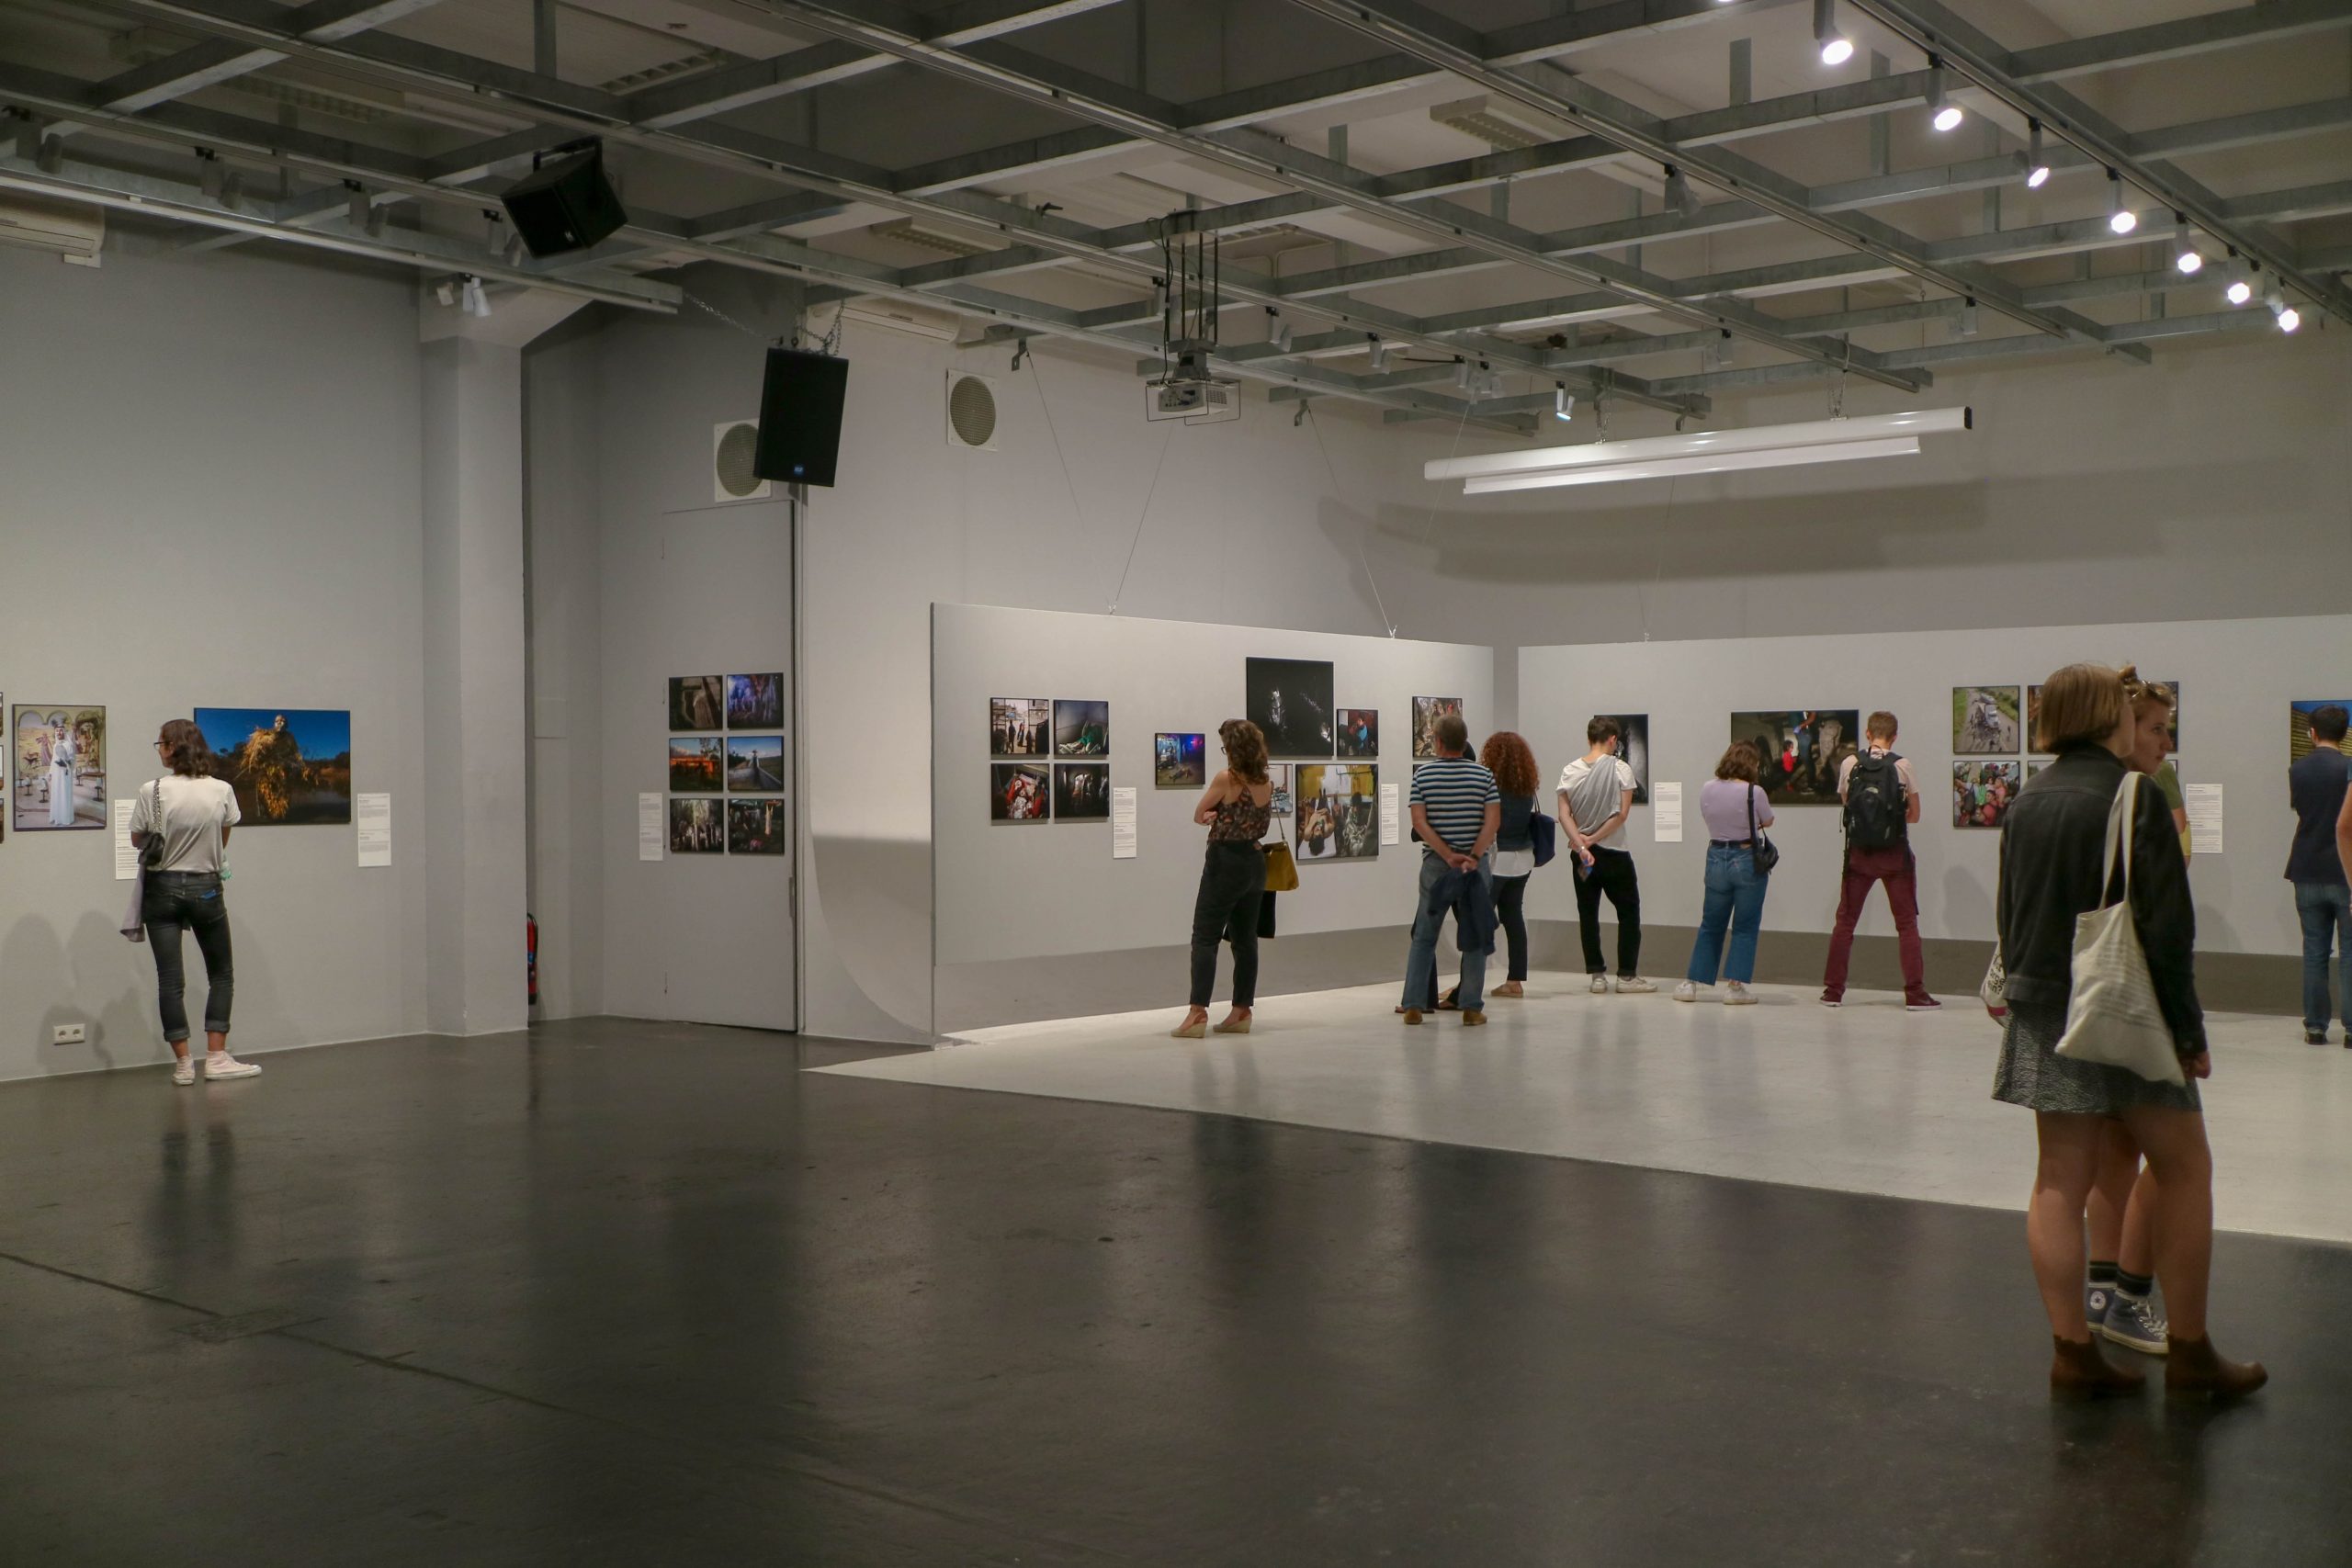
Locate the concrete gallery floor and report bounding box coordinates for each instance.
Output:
[2,992,2348,1565]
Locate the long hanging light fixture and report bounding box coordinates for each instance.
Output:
[1425,409,1972,494]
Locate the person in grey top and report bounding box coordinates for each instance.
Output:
[130,719,261,1086]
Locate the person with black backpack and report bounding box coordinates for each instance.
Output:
[1821,711,1940,1010]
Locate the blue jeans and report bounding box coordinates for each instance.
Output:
[1403,852,1489,1012]
[143,871,234,1043]
[1687,844,1770,986]
[2294,882,2352,1032]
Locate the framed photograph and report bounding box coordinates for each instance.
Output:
[1154,731,1205,787]
[992,762,1050,821]
[1410,696,1463,760]
[1054,761,1111,820]
[1953,760,2023,829]
[727,797,789,854]
[1594,714,1649,804]
[2290,700,2352,763]
[1054,699,1109,758]
[1268,763,1292,819]
[1295,762,1378,862]
[1336,708,1379,758]
[668,737,722,793]
[1952,686,2021,754]
[726,735,786,792]
[669,675,724,732]
[1246,658,1336,758]
[194,708,353,826]
[2026,684,2044,753]
[12,705,106,831]
[669,797,723,853]
[1728,710,1861,807]
[990,697,1050,757]
[726,672,784,728]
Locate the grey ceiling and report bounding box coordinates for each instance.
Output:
[2,0,2346,434]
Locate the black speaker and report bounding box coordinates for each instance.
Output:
[502,141,626,257]
[754,347,850,489]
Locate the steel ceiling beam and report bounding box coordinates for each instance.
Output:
[715,0,1929,391]
[79,0,447,116]
[1279,0,2099,349]
[1844,0,2352,327]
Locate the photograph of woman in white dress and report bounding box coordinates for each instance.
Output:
[13,705,107,831]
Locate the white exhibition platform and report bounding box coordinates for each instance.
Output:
[815,976,2352,1246]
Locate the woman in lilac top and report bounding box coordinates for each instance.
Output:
[1676,740,1777,1005]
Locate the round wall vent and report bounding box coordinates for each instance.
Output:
[947,372,999,450]
[714,421,765,498]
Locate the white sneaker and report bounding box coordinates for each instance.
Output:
[172,1058,196,1087]
[203,1054,261,1081]
[1613,976,1657,995]
[1672,981,1699,1002]
[1724,981,1758,1006]
[1589,975,1610,995]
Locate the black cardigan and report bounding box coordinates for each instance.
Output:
[1996,743,2207,1056]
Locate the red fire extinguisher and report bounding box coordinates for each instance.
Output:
[526,914,539,1007]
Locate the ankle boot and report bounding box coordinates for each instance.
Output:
[2050,1334,2145,1397]
[2165,1334,2267,1400]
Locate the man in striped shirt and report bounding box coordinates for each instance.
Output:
[1404,712,1500,1025]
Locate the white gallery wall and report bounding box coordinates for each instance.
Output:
[1519,615,2352,964]
[0,243,430,1080]
[933,604,1493,1016]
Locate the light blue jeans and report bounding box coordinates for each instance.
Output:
[2294,881,2352,1032]
[1686,843,1770,986]
[1403,852,1490,1011]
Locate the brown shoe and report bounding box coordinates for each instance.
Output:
[1463,1010,1487,1026]
[2165,1334,2267,1400]
[1402,1010,1423,1026]
[2050,1334,2145,1397]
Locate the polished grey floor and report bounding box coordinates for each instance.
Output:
[2,1017,2347,1565]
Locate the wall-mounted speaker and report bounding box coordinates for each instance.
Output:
[753,347,849,489]
[945,370,1000,451]
[502,141,627,258]
[713,420,771,503]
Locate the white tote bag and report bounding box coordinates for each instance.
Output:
[2053,773,2187,1086]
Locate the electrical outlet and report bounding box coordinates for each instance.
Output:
[51,1023,85,1046]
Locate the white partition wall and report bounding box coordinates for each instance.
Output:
[1519,615,2352,962]
[932,604,1493,1010]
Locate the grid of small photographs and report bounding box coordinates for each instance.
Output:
[1951,685,2024,829]
[668,671,786,857]
[989,697,1113,821]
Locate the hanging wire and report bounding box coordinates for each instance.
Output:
[1107,419,1182,614]
[681,288,787,346]
[1304,401,1396,638]
[1023,344,1099,579]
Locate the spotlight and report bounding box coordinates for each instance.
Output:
[1959,297,1978,337]
[2277,303,2302,333]
[1554,383,1575,422]
[2225,257,2254,307]
[1368,335,1388,373]
[2107,171,2136,235]
[1815,0,1852,66]
[2173,219,2202,275]
[1266,307,1292,354]
[1454,357,1471,389]
[2022,119,2050,188]
[1926,62,1962,132]
[460,275,491,318]
[434,278,457,308]
[1664,164,1700,220]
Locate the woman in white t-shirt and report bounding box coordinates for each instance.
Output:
[130,720,260,1085]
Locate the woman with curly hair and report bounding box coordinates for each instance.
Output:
[1480,730,1543,999]
[1675,741,1776,1006]
[1172,719,1274,1039]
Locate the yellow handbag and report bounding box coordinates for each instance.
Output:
[1262,840,1299,892]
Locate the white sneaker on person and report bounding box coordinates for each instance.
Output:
[1724,982,1758,1006]
[1589,975,1610,995]
[203,1054,262,1081]
[1613,976,1657,994]
[171,1058,196,1087]
[1672,981,1699,1002]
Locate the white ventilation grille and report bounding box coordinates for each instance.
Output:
[945,370,1000,452]
[712,420,771,502]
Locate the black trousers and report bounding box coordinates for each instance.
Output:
[144,871,234,1042]
[1574,846,1642,976]
[1494,872,1531,982]
[1190,842,1267,1008]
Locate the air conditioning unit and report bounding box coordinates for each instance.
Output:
[945,370,1000,452]
[712,420,772,503]
[0,196,104,266]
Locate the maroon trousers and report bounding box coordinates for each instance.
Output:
[1822,844,1930,1004]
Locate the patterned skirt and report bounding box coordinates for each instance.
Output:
[1992,1002,2201,1116]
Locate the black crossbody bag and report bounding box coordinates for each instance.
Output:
[1748,784,1780,874]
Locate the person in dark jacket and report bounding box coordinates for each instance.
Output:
[1992,662,2264,1400]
